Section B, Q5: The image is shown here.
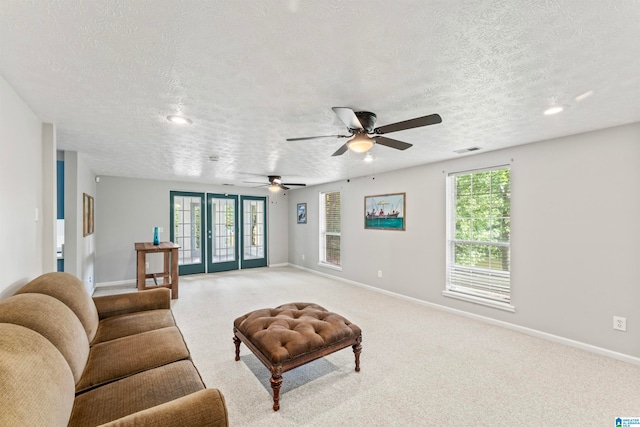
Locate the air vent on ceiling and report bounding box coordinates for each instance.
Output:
[454,146,482,154]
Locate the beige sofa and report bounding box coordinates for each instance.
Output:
[0,272,228,426]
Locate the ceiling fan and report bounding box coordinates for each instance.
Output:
[287,107,442,156]
[245,175,307,192]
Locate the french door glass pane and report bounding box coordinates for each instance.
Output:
[173,196,202,265]
[243,199,264,260]
[211,198,236,263]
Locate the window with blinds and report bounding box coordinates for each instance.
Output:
[446,166,511,304]
[319,191,341,267]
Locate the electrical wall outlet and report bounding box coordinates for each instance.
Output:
[302,254,305,260]
[613,316,627,332]
[378,270,383,278]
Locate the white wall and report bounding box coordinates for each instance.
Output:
[42,123,57,273]
[94,177,288,284]
[0,75,44,299]
[288,122,640,359]
[63,151,97,294]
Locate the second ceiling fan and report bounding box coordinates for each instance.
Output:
[287,107,442,156]
[244,175,306,192]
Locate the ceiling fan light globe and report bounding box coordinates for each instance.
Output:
[268,184,280,192]
[347,134,374,153]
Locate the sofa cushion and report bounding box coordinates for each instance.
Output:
[93,288,171,319]
[76,326,190,393]
[0,293,90,383]
[0,323,76,427]
[92,308,176,345]
[69,360,205,427]
[15,272,100,342]
[98,389,229,427]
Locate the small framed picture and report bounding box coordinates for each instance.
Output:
[83,193,94,236]
[297,203,307,224]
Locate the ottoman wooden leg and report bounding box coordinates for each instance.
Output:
[233,335,241,361]
[352,335,362,372]
[270,366,283,411]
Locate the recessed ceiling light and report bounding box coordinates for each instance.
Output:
[543,106,565,115]
[166,115,192,125]
[575,90,594,102]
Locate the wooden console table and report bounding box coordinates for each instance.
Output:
[134,242,180,299]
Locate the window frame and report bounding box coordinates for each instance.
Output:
[318,190,342,270]
[444,165,515,312]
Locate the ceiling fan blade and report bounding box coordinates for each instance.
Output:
[287,134,348,141]
[374,113,442,135]
[332,107,364,130]
[282,183,306,187]
[375,136,413,150]
[280,185,290,190]
[331,143,349,157]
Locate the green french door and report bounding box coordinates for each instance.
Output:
[170,191,205,275]
[240,196,267,269]
[170,192,267,274]
[207,194,239,273]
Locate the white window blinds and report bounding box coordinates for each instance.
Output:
[319,191,341,267]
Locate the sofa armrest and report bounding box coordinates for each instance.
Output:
[93,288,171,319]
[98,389,228,427]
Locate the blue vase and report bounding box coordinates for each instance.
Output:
[153,227,160,245]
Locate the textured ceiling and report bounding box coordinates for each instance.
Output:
[1,1,639,188]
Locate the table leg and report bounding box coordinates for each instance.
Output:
[136,250,145,291]
[170,247,179,299]
[163,251,170,284]
[353,335,362,372]
[233,335,241,361]
[270,366,283,411]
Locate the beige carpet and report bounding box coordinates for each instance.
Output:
[101,266,640,426]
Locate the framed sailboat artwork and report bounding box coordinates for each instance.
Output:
[364,192,405,231]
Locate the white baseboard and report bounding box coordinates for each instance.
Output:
[268,263,289,268]
[95,279,136,288]
[289,263,640,366]
[98,264,288,287]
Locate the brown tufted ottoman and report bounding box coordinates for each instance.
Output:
[233,302,362,411]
